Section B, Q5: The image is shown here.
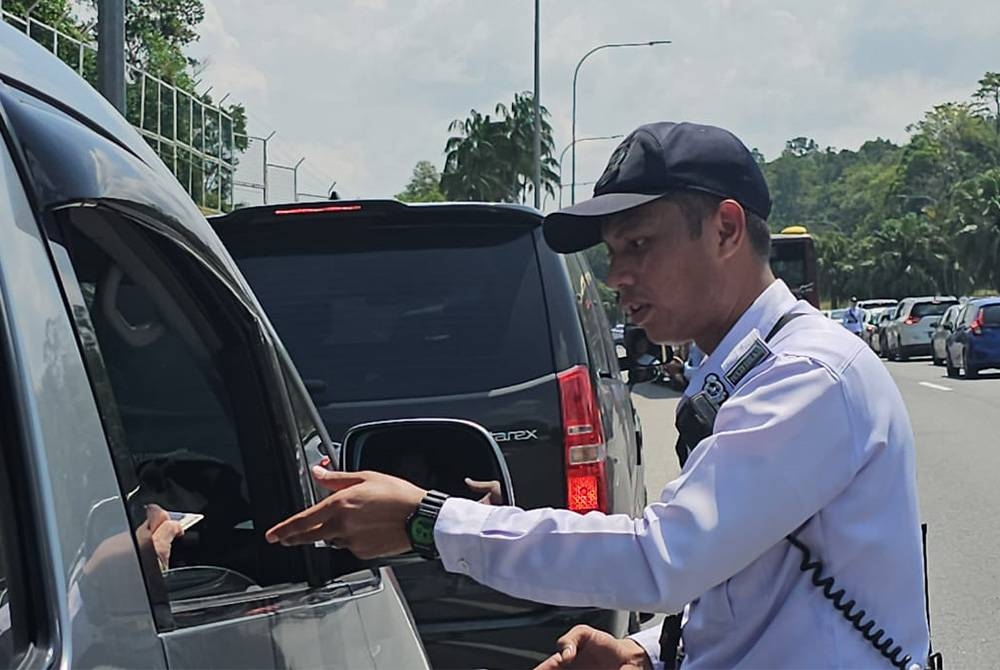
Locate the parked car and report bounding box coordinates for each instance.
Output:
[930,304,962,366]
[861,306,891,350]
[945,297,1000,379]
[829,308,848,322]
[212,201,647,668]
[0,24,431,669]
[884,296,959,361]
[873,310,895,357]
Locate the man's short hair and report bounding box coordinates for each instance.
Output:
[667,190,771,260]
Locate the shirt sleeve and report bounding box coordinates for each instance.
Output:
[434,355,862,614]
[628,625,663,670]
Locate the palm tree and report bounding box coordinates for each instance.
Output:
[440,92,560,205]
[500,92,560,204]
[441,110,512,201]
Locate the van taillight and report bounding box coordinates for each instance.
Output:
[904,315,920,325]
[557,366,607,514]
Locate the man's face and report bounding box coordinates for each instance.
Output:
[602,199,722,345]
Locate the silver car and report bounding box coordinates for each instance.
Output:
[884,296,959,361]
[0,23,428,669]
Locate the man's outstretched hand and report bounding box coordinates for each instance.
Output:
[533,625,652,670]
[265,466,426,559]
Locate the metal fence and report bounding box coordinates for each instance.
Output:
[233,132,334,206]
[2,8,238,214]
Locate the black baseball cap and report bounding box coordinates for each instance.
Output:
[543,121,771,253]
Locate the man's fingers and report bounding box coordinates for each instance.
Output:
[531,652,565,670]
[275,522,342,547]
[311,466,366,492]
[155,520,185,542]
[266,505,335,544]
[145,503,168,530]
[554,625,595,663]
[465,478,502,504]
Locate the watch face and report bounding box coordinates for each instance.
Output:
[410,515,435,546]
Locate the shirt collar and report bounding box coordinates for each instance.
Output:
[683,280,800,401]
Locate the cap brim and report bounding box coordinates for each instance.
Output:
[543,192,664,253]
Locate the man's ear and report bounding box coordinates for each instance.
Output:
[714,199,747,261]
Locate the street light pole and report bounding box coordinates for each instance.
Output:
[557,134,624,208]
[96,0,125,113]
[571,40,670,204]
[532,0,542,209]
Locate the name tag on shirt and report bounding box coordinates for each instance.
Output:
[721,329,772,389]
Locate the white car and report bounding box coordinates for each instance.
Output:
[884,296,959,361]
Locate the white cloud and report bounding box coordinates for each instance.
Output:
[187,0,1000,209]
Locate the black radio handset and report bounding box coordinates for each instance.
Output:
[666,311,942,670]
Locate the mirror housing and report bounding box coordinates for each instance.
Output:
[341,418,514,506]
[618,326,663,386]
[339,418,515,565]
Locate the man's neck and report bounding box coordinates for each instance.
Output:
[696,266,776,355]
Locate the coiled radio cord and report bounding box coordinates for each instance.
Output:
[786,535,913,669]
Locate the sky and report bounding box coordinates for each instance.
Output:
[187,1,1000,211]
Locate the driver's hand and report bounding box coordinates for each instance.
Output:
[141,504,185,570]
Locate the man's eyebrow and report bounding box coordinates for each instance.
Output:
[604,215,654,241]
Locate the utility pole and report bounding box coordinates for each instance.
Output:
[96,0,125,113]
[532,0,541,210]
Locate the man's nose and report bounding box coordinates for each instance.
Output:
[605,256,635,291]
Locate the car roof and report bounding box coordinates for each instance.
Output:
[0,25,253,291]
[901,296,958,303]
[0,22,172,183]
[969,296,1000,306]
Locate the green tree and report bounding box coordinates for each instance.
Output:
[441,92,559,205]
[498,92,560,204]
[972,72,1000,135]
[397,161,446,202]
[441,109,512,201]
[952,169,1000,291]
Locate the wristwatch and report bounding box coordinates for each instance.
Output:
[405,490,450,559]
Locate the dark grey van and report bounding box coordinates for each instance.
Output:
[212,200,648,668]
[0,23,428,669]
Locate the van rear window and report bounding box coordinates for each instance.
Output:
[982,304,1000,326]
[223,222,553,402]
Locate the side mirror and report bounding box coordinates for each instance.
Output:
[342,418,515,505]
[340,418,515,565]
[619,326,662,386]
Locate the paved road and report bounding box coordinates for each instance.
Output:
[630,355,1000,668]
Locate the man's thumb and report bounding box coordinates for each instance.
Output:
[311,465,365,492]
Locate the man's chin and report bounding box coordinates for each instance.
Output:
[642,327,686,348]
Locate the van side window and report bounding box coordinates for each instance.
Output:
[48,205,310,615]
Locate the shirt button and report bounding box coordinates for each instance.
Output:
[457,559,470,573]
[907,664,922,670]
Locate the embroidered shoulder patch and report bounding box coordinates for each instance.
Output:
[701,373,729,404]
[724,338,770,387]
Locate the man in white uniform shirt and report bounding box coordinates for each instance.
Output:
[843,297,865,336]
[267,122,931,669]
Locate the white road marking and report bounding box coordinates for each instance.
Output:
[919,381,953,392]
